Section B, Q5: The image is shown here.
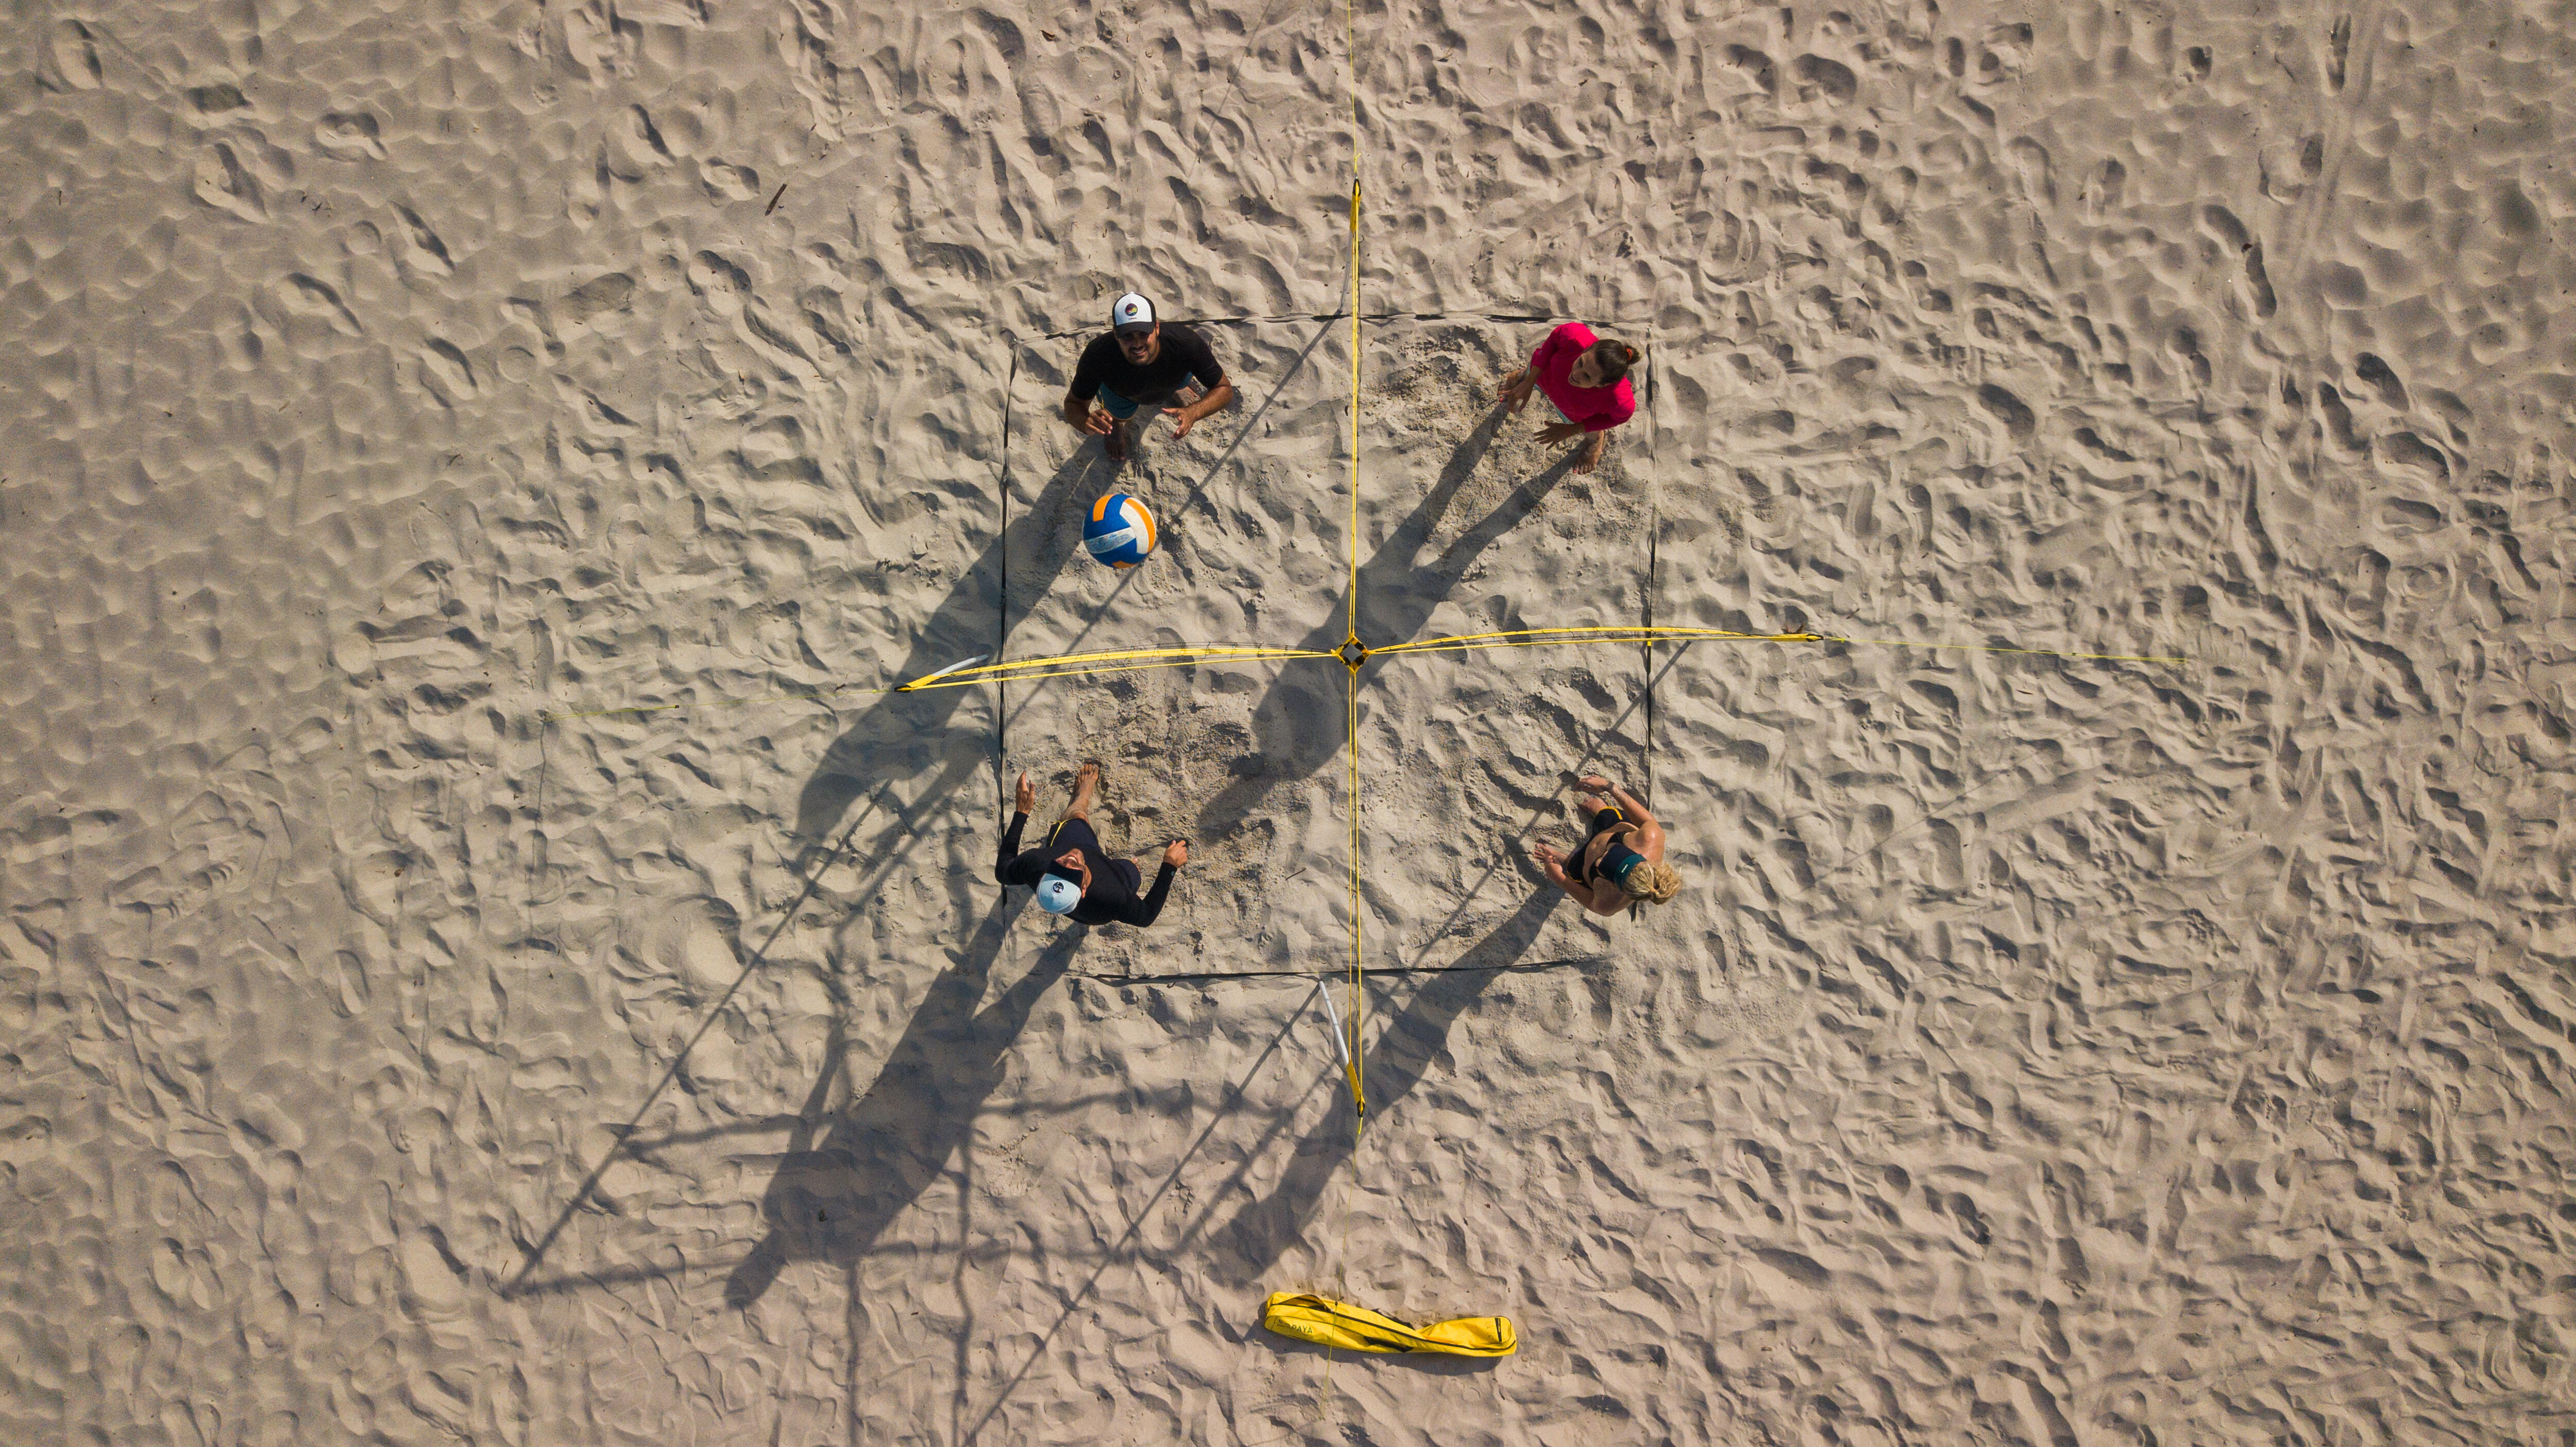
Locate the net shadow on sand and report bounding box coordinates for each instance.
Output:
[788,442,1114,855]
[496,889,1302,1301]
[1197,888,1571,1287]
[798,317,1344,856]
[499,776,958,1297]
[1193,405,1581,845]
[503,332,1385,1302]
[718,894,1081,1309]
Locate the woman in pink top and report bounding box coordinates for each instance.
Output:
[1500,323,1640,474]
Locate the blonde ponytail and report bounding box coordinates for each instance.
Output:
[1623,861,1682,904]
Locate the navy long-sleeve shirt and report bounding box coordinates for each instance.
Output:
[994,812,1176,928]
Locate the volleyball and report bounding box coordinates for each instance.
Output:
[1083,492,1157,569]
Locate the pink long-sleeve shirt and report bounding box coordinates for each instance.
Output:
[1530,322,1636,433]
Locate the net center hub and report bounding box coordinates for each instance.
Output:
[1337,640,1369,669]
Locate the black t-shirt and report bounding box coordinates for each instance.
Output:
[1069,325,1225,404]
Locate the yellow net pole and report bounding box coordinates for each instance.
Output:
[1344,188,1362,643]
[1323,0,1366,1426]
[1343,658,1366,1128]
[1341,0,1366,1133]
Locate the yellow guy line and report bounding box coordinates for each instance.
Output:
[546,630,2187,719]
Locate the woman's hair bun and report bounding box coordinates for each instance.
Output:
[1593,339,1642,380]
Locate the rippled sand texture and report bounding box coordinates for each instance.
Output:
[6,0,2575,1442]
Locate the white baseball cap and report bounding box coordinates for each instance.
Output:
[1035,874,1083,915]
[1111,292,1156,334]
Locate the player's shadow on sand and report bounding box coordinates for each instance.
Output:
[791,445,1109,855]
[498,779,994,1298]
[721,897,1082,1308]
[1200,888,1568,1285]
[793,321,1332,853]
[1196,403,1576,844]
[715,335,1347,1308]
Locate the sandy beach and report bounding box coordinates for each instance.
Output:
[5,0,2574,1441]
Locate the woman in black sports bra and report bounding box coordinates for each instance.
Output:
[1532,776,1681,915]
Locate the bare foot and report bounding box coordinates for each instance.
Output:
[1067,761,1101,819]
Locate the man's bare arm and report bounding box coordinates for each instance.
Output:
[1063,393,1112,434]
[1170,378,1235,436]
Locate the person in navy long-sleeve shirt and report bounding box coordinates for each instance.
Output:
[995,762,1186,928]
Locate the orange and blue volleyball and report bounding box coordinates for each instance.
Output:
[1083,492,1157,569]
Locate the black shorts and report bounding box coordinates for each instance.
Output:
[1047,817,1102,854]
[1044,818,1141,894]
[1573,804,1634,886]
[1584,804,1629,844]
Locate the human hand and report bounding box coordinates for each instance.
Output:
[1531,843,1563,869]
[1576,775,1612,796]
[1171,409,1196,439]
[1015,771,1036,814]
[1537,420,1584,446]
[1080,407,1116,436]
[1163,839,1189,867]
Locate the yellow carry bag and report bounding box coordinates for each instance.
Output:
[1259,1292,1516,1357]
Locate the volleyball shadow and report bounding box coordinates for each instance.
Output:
[721,898,1081,1308]
[791,444,1111,855]
[1195,405,1575,844]
[1199,888,1566,1286]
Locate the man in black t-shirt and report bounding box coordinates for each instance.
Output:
[1062,292,1235,462]
[995,762,1189,928]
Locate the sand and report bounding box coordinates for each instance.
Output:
[5,0,2575,1442]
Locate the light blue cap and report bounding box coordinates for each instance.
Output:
[1035,874,1082,915]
